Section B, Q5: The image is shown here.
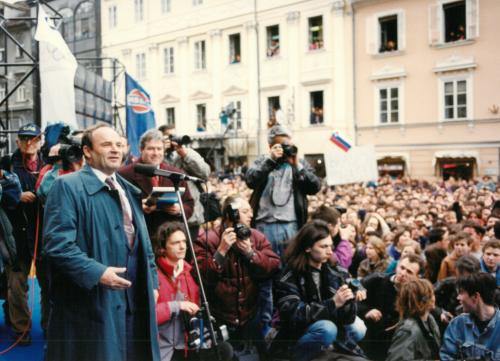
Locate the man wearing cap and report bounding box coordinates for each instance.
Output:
[3,123,45,344]
[245,125,321,339]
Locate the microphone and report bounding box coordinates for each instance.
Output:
[134,163,204,183]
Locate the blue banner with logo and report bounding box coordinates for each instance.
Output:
[126,73,156,156]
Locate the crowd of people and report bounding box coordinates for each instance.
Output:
[0,121,498,361]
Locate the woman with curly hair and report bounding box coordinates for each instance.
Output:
[386,278,440,361]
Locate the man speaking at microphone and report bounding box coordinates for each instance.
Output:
[43,124,160,361]
[119,129,194,237]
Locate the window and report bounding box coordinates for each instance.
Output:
[379,87,399,123]
[267,96,281,125]
[136,53,146,79]
[163,47,174,74]
[443,80,467,120]
[166,107,175,126]
[16,85,26,102]
[379,15,398,52]
[308,16,323,50]
[15,43,23,58]
[162,0,171,13]
[444,1,466,42]
[429,0,478,46]
[228,101,242,130]
[108,5,117,28]
[75,1,95,39]
[59,8,74,41]
[229,34,241,64]
[194,40,206,70]
[135,0,144,22]
[193,0,203,5]
[266,25,280,57]
[310,91,324,125]
[196,104,207,131]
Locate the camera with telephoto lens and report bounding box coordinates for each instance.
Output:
[184,311,229,349]
[225,203,251,240]
[58,126,83,164]
[169,134,192,146]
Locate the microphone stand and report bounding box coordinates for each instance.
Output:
[167,174,223,361]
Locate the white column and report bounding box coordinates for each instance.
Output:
[286,11,301,133]
[176,36,189,134]
[245,20,261,155]
[209,29,223,131]
[148,43,160,123]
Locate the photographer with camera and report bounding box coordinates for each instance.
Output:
[274,220,366,361]
[159,125,210,246]
[193,195,280,353]
[246,125,321,341]
[154,221,201,361]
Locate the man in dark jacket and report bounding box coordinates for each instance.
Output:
[246,125,321,340]
[119,129,194,238]
[3,123,45,344]
[193,195,280,350]
[359,254,425,360]
[275,220,366,361]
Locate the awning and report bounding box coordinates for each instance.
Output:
[432,150,479,167]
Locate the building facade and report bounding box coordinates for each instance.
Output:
[101,0,354,172]
[352,0,500,180]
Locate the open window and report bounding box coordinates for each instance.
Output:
[379,15,398,52]
[444,1,466,42]
[429,0,478,46]
[310,91,324,125]
[196,104,207,132]
[266,25,280,57]
[229,34,241,64]
[308,16,323,50]
[267,96,281,126]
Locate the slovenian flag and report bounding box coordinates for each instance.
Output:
[330,132,351,152]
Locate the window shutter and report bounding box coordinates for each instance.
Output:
[428,4,441,46]
[397,10,406,51]
[466,0,479,39]
[366,16,377,55]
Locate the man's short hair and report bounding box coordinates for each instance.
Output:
[482,239,500,253]
[267,125,290,144]
[399,253,425,275]
[311,205,340,227]
[428,228,446,244]
[158,124,175,134]
[451,231,474,248]
[494,221,500,240]
[139,129,164,150]
[457,273,497,306]
[81,123,112,150]
[456,254,481,275]
[462,221,486,236]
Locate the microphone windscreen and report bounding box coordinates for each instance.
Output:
[134,163,156,177]
[217,341,233,361]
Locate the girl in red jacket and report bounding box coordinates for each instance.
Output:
[155,222,200,361]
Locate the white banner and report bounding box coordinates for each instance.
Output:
[35,6,78,129]
[325,145,379,186]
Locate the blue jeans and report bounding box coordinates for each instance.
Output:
[256,221,298,336]
[293,317,367,361]
[256,221,298,258]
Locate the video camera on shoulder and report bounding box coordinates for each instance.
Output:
[225,203,251,240]
[46,125,83,166]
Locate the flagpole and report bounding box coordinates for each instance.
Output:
[33,1,42,128]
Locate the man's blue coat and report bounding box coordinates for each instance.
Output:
[43,165,160,361]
